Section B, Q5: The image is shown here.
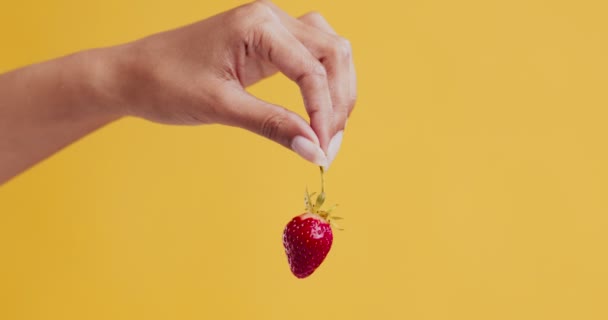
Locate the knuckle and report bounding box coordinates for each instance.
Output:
[335,90,357,119]
[244,1,276,22]
[334,108,348,124]
[311,62,328,78]
[297,63,327,85]
[347,96,357,116]
[347,92,357,109]
[230,1,276,32]
[346,95,357,116]
[328,36,352,60]
[303,11,324,21]
[260,111,287,141]
[333,94,357,120]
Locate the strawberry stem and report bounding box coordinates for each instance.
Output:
[314,166,326,211]
[305,166,336,219]
[320,166,325,194]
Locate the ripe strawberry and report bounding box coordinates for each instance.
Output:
[283,169,342,278]
[283,212,333,278]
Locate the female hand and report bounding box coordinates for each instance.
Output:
[108,0,356,167]
[0,0,356,184]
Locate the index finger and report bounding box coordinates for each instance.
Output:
[299,12,357,126]
[247,16,334,152]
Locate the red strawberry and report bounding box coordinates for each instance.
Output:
[283,212,333,278]
[283,168,342,278]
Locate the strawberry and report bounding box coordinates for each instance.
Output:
[283,212,333,278]
[282,168,342,278]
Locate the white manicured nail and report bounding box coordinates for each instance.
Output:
[291,136,329,167]
[325,131,344,169]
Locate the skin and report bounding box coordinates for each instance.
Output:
[0,0,356,185]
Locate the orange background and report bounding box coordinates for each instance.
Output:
[1,0,608,319]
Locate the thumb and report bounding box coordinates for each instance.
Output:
[218,88,328,167]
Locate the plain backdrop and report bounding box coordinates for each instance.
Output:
[1,0,607,319]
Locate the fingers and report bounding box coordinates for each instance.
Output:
[298,11,336,34]
[217,84,328,167]
[256,2,356,166]
[299,11,358,121]
[296,12,357,166]
[230,1,356,167]
[249,16,334,153]
[263,3,356,128]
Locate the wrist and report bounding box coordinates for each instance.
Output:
[88,42,162,121]
[71,47,130,121]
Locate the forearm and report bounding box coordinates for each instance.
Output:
[0,49,121,184]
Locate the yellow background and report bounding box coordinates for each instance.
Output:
[1,0,608,319]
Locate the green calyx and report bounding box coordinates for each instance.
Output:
[304,167,343,230]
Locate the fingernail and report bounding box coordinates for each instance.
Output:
[325,131,344,170]
[291,136,329,167]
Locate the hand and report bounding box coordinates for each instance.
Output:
[0,0,356,184]
[107,0,356,167]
